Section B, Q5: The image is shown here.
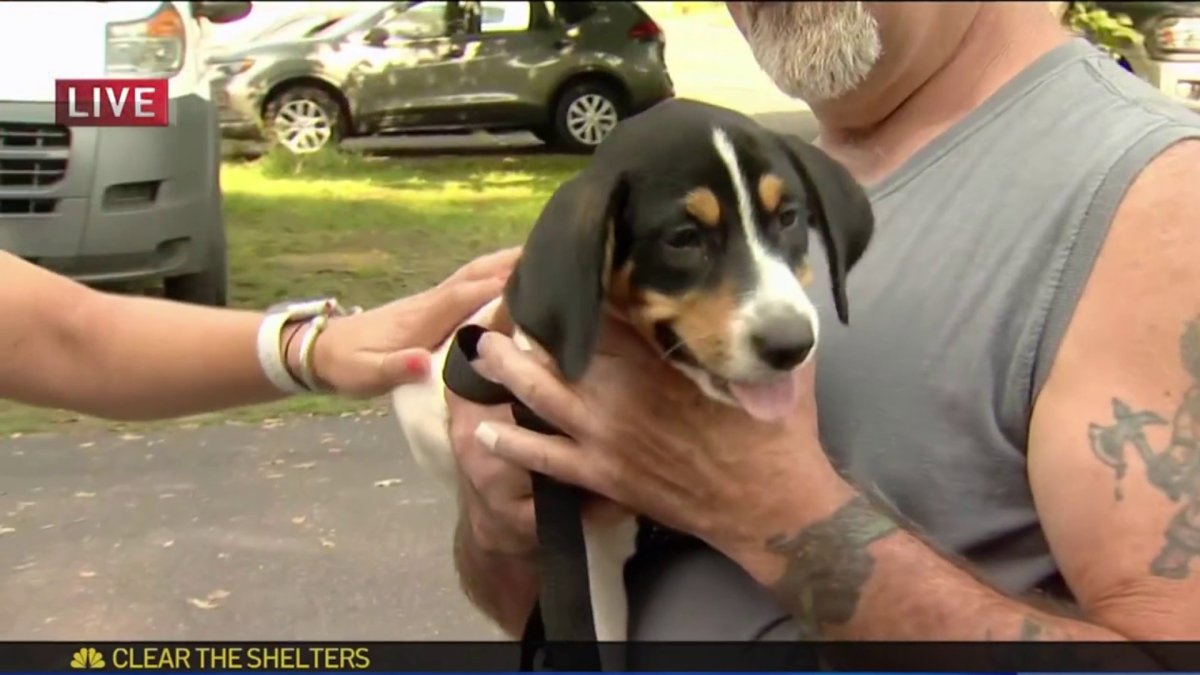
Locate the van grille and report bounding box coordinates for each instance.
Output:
[0,123,71,190]
[0,158,67,187]
[0,199,57,215]
[0,123,70,149]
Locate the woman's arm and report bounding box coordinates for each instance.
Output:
[0,247,519,420]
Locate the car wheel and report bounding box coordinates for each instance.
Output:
[164,231,229,306]
[263,86,344,155]
[551,82,623,154]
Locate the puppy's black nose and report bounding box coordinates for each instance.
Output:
[751,315,814,370]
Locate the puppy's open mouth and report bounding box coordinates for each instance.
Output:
[708,372,800,423]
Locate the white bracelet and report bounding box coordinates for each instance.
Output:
[256,312,309,395]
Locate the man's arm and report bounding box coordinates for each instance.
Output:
[0,252,286,419]
[733,140,1200,644]
[453,511,540,637]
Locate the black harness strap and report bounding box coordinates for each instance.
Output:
[443,325,604,672]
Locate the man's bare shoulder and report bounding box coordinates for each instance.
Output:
[1026,137,1200,637]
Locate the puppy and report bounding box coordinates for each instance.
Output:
[392,98,873,649]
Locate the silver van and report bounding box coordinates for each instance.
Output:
[0,1,250,305]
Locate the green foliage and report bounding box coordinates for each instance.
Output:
[1064,1,1145,60]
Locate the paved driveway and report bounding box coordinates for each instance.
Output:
[0,12,816,640]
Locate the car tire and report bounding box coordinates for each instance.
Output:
[164,230,229,307]
[549,81,624,154]
[263,85,345,155]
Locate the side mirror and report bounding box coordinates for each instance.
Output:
[192,1,252,24]
[364,26,389,46]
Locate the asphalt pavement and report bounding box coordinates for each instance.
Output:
[0,12,816,640]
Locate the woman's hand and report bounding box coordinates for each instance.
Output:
[467,318,854,574]
[306,247,521,398]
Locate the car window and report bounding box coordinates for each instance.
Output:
[545,0,597,26]
[381,1,449,39]
[479,1,531,33]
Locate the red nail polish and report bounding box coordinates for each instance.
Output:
[406,354,429,376]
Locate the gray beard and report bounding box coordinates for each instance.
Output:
[745,2,882,103]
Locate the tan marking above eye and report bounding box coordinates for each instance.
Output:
[684,187,721,228]
[758,173,784,214]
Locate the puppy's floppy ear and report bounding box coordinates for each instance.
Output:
[503,167,627,382]
[772,133,874,324]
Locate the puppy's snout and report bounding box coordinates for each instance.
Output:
[750,310,814,371]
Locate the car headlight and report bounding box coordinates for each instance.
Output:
[1155,16,1200,53]
[106,3,186,76]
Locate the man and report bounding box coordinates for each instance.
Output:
[444,0,1200,649]
[0,248,518,419]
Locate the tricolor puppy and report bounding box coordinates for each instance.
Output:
[391,98,873,643]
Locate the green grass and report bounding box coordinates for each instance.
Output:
[0,148,587,436]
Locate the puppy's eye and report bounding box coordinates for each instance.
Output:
[663,225,703,250]
[778,207,800,229]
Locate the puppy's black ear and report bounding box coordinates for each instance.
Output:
[504,168,627,382]
[772,133,874,324]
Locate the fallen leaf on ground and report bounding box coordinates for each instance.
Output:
[292,462,317,470]
[74,492,96,498]
[373,479,403,488]
[162,540,175,548]
[320,538,335,549]
[264,473,284,480]
[187,589,231,610]
[78,442,95,449]
[328,447,343,454]
[0,527,15,535]
[291,516,307,525]
[119,433,144,441]
[79,570,96,578]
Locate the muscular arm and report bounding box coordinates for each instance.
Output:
[0,252,286,419]
[729,140,1200,646]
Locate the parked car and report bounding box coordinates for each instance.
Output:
[209,0,674,154]
[1094,1,1200,112]
[0,0,250,306]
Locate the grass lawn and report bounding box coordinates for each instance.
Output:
[0,148,587,436]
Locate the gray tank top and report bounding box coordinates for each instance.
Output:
[809,38,1200,599]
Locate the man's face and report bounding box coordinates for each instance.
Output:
[727,2,882,104]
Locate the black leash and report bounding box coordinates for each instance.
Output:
[443,325,605,672]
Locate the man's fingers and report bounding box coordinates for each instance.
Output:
[474,332,593,437]
[474,421,602,495]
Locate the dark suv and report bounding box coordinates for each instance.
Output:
[209,0,675,154]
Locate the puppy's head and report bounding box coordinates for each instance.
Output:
[505,98,873,421]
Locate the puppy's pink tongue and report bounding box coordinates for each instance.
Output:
[728,375,799,422]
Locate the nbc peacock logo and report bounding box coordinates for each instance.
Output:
[70,647,106,669]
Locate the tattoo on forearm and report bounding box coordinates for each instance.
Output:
[765,495,899,636]
[1087,318,1200,579]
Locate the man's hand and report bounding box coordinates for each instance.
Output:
[468,317,850,574]
[305,247,521,398]
[447,389,537,556]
